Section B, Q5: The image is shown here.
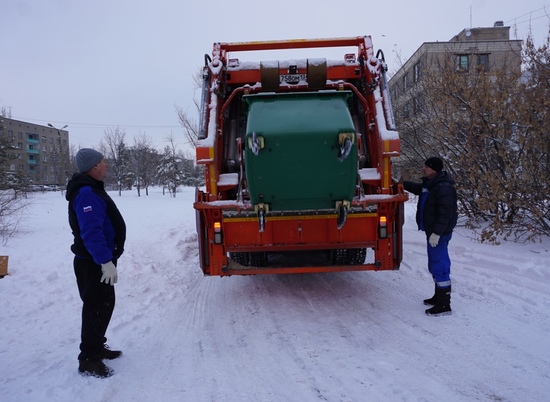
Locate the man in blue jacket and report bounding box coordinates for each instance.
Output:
[66,148,126,377]
[403,157,457,316]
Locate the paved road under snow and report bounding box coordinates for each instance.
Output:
[0,188,548,401]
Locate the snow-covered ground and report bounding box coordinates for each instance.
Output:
[1,187,549,402]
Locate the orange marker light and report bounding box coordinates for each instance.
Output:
[379,216,388,238]
[213,221,222,244]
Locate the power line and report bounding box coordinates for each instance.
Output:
[12,116,181,130]
[505,5,550,26]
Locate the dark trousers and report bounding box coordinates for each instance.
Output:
[73,257,115,360]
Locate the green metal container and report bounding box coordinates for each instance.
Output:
[243,91,357,211]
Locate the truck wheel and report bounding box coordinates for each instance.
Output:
[348,248,367,264]
[330,248,367,265]
[230,252,248,266]
[330,249,348,265]
[248,252,267,267]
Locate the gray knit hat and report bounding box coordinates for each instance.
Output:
[76,148,104,173]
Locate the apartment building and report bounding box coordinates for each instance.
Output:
[0,117,70,187]
[389,22,522,118]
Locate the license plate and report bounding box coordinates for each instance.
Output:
[279,74,307,84]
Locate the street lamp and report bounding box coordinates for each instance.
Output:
[47,123,68,192]
[48,123,68,133]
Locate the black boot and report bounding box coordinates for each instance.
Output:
[425,286,452,316]
[78,358,114,378]
[423,285,437,306]
[100,344,122,360]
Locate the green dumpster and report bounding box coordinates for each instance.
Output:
[243,91,358,211]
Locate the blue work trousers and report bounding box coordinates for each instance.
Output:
[426,233,452,288]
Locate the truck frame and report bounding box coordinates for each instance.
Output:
[194,36,408,276]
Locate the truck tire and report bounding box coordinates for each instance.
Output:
[330,248,367,265]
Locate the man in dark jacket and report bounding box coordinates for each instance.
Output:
[66,148,126,377]
[403,157,457,316]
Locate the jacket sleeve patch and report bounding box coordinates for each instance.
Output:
[83,206,92,213]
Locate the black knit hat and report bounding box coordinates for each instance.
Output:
[425,157,443,173]
[76,148,104,173]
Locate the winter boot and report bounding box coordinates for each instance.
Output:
[423,285,437,306]
[425,286,452,316]
[78,358,114,378]
[100,344,122,360]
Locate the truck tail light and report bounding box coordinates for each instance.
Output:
[379,216,387,238]
[213,221,223,244]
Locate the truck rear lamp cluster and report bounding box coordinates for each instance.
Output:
[213,221,223,244]
[379,216,388,238]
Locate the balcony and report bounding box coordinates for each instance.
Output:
[27,149,40,154]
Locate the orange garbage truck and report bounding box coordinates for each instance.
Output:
[194,36,408,276]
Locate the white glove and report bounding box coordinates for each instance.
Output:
[100,261,118,286]
[429,233,440,247]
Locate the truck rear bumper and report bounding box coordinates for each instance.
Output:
[194,191,407,276]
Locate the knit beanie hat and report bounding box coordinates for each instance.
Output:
[424,157,443,173]
[76,148,104,173]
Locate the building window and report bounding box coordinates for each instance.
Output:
[413,95,424,114]
[413,62,421,82]
[402,73,409,92]
[402,103,410,118]
[392,84,400,100]
[456,55,469,72]
[477,54,489,71]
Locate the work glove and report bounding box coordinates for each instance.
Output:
[100,261,118,286]
[429,233,440,248]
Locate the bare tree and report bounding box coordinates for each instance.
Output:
[175,107,199,149]
[129,133,159,197]
[175,69,202,149]
[0,188,30,245]
[396,32,550,242]
[102,126,130,196]
[156,133,184,197]
[0,106,12,119]
[0,108,30,244]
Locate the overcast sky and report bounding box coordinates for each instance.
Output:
[2,0,549,153]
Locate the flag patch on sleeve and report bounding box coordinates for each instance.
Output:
[83,206,92,213]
